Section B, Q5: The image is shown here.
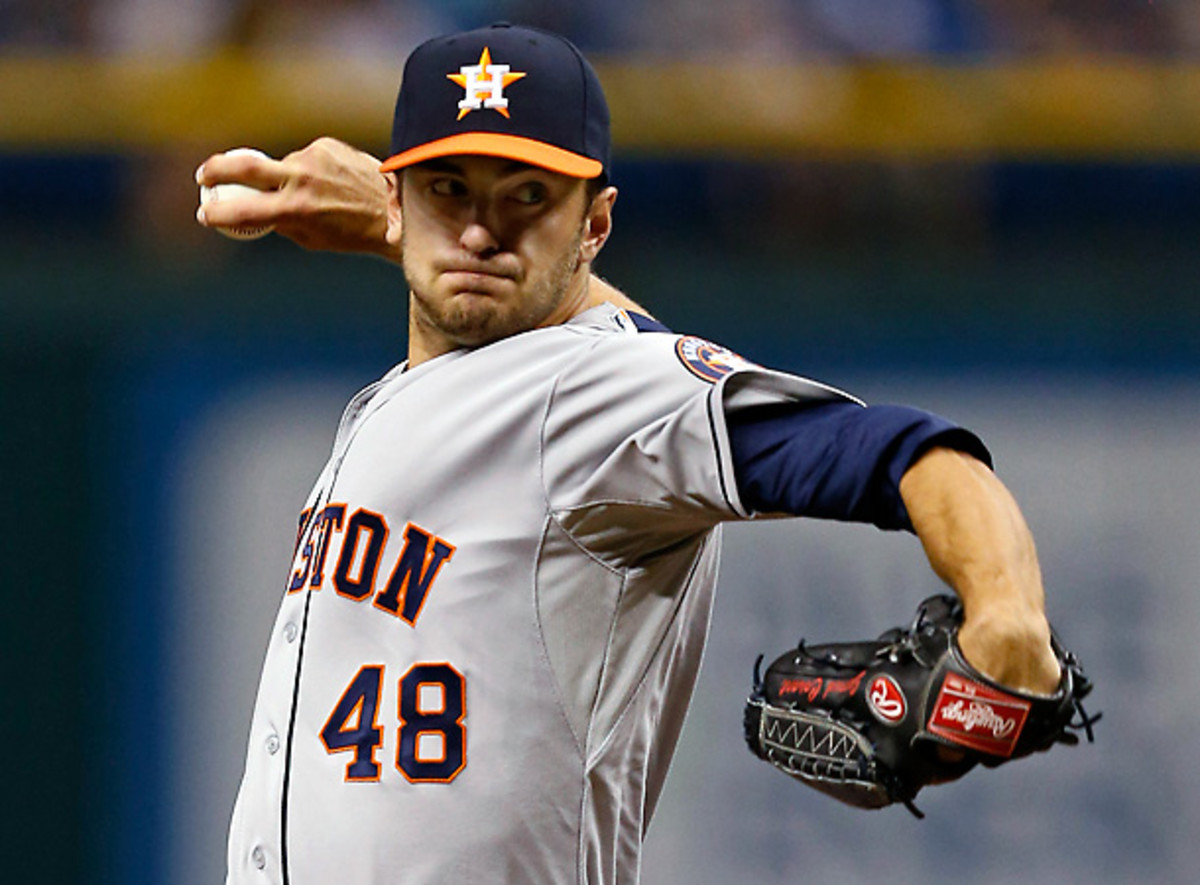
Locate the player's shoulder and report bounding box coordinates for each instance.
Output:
[560,303,759,388]
[560,302,862,411]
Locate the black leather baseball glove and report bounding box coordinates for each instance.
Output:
[744,594,1098,817]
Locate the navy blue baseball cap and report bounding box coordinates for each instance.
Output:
[381,23,611,180]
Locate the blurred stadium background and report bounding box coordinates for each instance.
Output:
[3,1,1198,883]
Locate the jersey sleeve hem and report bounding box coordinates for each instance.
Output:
[710,368,862,521]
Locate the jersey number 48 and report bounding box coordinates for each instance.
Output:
[321,663,466,783]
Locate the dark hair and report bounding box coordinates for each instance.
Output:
[586,175,608,203]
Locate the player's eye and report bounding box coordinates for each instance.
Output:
[430,178,468,198]
[510,181,548,206]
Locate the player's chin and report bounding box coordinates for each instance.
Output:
[434,296,528,347]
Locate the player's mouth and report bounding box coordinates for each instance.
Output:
[439,255,520,276]
[439,262,521,293]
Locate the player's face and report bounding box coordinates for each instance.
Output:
[389,156,614,364]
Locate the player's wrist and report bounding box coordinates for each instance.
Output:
[957,609,1060,695]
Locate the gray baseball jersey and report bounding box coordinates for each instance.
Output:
[226,303,854,884]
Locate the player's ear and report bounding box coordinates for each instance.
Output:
[385,171,403,248]
[579,185,616,263]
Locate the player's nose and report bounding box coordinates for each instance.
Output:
[459,218,502,257]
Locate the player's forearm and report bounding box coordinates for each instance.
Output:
[901,447,1042,613]
[899,446,1060,694]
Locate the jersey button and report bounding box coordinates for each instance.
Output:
[265,733,280,755]
[251,845,266,870]
[283,622,299,643]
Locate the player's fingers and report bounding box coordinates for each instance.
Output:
[195,148,286,191]
[197,185,286,230]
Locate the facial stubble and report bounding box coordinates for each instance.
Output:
[402,220,587,349]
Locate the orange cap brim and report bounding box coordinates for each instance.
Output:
[379,132,603,179]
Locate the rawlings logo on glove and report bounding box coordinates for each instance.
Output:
[744,595,1098,817]
[928,673,1030,755]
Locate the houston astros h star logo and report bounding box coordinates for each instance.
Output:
[448,47,527,120]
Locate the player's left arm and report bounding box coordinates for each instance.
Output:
[727,399,1061,696]
[899,446,1061,695]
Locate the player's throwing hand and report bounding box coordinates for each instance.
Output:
[196,137,396,257]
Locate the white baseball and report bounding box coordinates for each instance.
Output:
[199,147,276,241]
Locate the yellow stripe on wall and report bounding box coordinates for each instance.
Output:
[2,53,1199,159]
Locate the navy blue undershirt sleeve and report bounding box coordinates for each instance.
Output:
[727,401,992,532]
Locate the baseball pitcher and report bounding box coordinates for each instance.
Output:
[198,23,1091,885]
